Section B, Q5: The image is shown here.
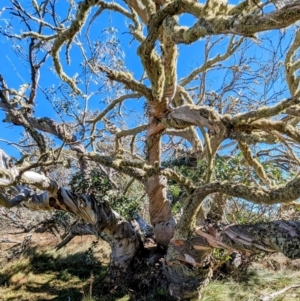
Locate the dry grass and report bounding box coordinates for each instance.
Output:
[201,256,300,301]
[0,232,110,301]
[1,231,300,301]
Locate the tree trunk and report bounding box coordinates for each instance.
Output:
[3,149,300,300]
[145,117,176,246]
[165,220,300,299]
[0,177,142,269]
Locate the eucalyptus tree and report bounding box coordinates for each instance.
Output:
[1,0,300,299]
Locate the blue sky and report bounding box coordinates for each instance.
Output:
[0,0,294,158]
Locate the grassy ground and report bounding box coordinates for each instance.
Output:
[1,231,300,301]
[201,266,300,301]
[0,233,111,301]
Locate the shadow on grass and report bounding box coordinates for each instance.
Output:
[0,246,178,301]
[0,246,107,301]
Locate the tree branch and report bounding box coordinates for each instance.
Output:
[96,65,152,99]
[176,174,300,238]
[251,119,300,143]
[124,0,149,24]
[165,127,203,156]
[180,36,244,87]
[170,2,300,43]
[161,104,224,134]
[285,28,300,97]
[0,150,141,268]
[238,139,272,187]
[230,97,300,126]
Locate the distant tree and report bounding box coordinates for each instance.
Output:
[1,0,300,299]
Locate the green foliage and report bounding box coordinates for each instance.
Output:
[52,211,74,231]
[212,248,231,262]
[70,169,113,197]
[164,156,207,213]
[69,169,141,219]
[165,153,285,219]
[109,195,141,219]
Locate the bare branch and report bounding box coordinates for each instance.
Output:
[51,0,97,95]
[162,104,224,134]
[230,97,300,126]
[261,284,300,301]
[0,148,141,267]
[285,28,300,96]
[116,124,148,139]
[0,76,47,156]
[88,93,141,136]
[125,0,149,24]
[238,140,272,187]
[176,174,300,238]
[170,2,300,43]
[251,119,300,143]
[165,127,203,156]
[97,65,152,99]
[230,131,280,145]
[180,36,244,87]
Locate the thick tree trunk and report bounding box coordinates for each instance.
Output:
[0,153,142,269]
[7,188,142,268]
[3,149,300,299]
[165,238,213,299]
[145,118,176,246]
[165,220,300,300]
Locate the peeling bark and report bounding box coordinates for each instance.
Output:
[162,104,224,134]
[0,150,141,268]
[165,220,300,299]
[2,0,300,299]
[165,238,213,299]
[145,119,175,246]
